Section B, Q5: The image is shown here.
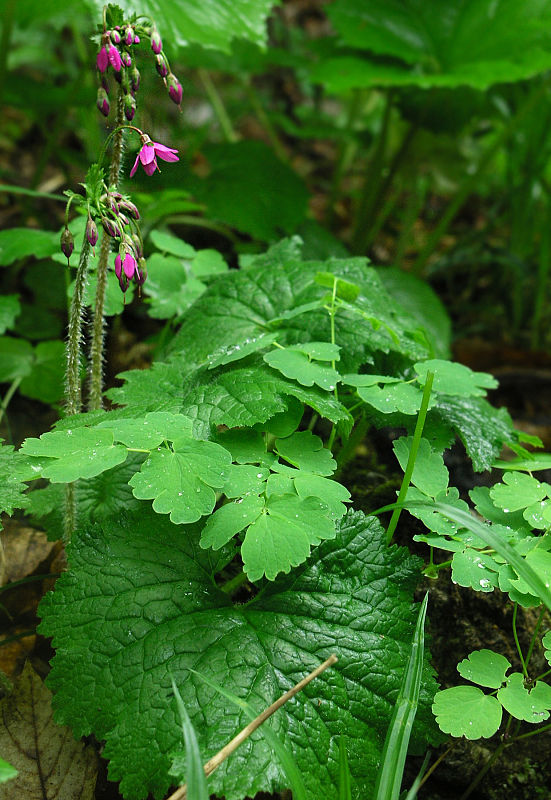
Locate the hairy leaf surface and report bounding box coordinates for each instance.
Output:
[39,509,439,800]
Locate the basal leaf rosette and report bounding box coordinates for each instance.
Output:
[39,509,440,800]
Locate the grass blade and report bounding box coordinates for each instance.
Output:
[170,677,209,800]
[374,593,429,800]
[338,735,353,800]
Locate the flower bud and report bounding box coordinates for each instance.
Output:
[134,34,141,44]
[131,233,143,258]
[121,50,132,68]
[155,53,168,78]
[114,253,122,279]
[107,44,122,72]
[123,252,137,280]
[96,46,109,73]
[96,87,110,116]
[167,74,183,106]
[109,29,121,44]
[86,217,99,247]
[60,227,74,263]
[130,67,140,93]
[150,27,162,55]
[101,217,120,238]
[124,94,136,121]
[119,199,140,220]
[136,257,147,285]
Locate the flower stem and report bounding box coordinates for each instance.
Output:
[66,237,91,415]
[88,87,126,411]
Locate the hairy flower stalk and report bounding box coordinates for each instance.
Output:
[88,88,126,411]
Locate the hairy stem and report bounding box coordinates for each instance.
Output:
[88,88,126,411]
[66,238,92,415]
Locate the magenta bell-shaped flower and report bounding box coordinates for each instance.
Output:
[129,135,179,178]
[155,53,168,78]
[86,217,99,248]
[124,94,136,121]
[60,227,74,265]
[109,29,121,44]
[167,73,183,106]
[96,46,109,73]
[107,44,122,72]
[124,26,134,46]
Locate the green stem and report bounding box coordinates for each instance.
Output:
[0,376,22,425]
[327,279,340,451]
[220,570,249,596]
[66,238,92,415]
[327,89,365,228]
[412,81,547,277]
[525,605,546,670]
[88,87,126,411]
[510,721,551,742]
[385,372,434,545]
[512,603,528,679]
[198,68,238,143]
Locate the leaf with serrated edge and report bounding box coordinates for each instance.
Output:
[432,687,502,739]
[457,650,511,689]
[543,631,551,665]
[129,440,231,524]
[20,428,128,483]
[96,412,193,449]
[357,383,427,415]
[39,509,439,800]
[490,472,551,513]
[451,550,499,593]
[243,494,336,580]
[275,431,336,476]
[415,359,497,397]
[264,349,341,392]
[291,342,341,361]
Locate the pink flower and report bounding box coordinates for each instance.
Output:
[107,44,122,72]
[129,136,179,178]
[97,46,109,73]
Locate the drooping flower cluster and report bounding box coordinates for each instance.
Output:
[95,18,183,121]
[95,188,146,294]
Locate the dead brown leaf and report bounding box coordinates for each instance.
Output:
[0,662,98,800]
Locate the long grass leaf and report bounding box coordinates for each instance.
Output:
[170,677,209,800]
[374,593,429,800]
[339,735,353,800]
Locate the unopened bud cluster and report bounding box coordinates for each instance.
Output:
[97,189,145,293]
[96,19,182,121]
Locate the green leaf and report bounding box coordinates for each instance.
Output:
[0,337,34,382]
[129,439,232,523]
[543,631,551,665]
[19,340,65,404]
[497,673,551,723]
[456,650,511,689]
[415,359,497,397]
[493,453,551,471]
[207,333,279,370]
[186,141,308,240]
[106,361,185,413]
[0,295,21,335]
[149,231,195,258]
[191,249,229,278]
[219,464,270,498]
[490,472,551,513]
[0,228,57,265]
[338,738,352,800]
[320,0,551,90]
[508,549,551,598]
[0,758,18,783]
[393,437,449,498]
[469,486,530,532]
[256,396,304,438]
[264,348,341,391]
[293,474,351,519]
[39,509,439,800]
[242,494,336,580]
[143,253,206,319]
[451,550,499,593]
[169,679,209,800]
[200,494,265,549]
[182,363,351,437]
[20,428,128,483]
[0,441,30,515]
[432,687,502,739]
[357,383,426,415]
[96,412,194,449]
[432,396,515,472]
[274,431,336,476]
[87,0,277,52]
